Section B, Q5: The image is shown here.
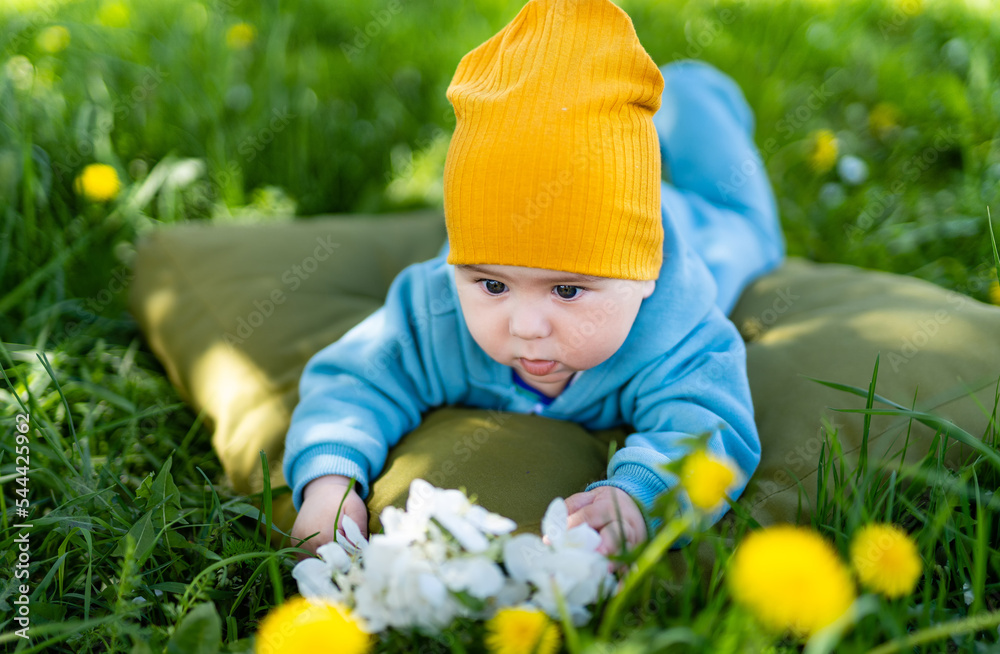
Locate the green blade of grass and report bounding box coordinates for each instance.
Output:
[830,406,1000,469]
[0,228,93,317]
[804,373,1000,468]
[987,207,999,279]
[35,350,89,478]
[866,609,1000,654]
[597,513,693,640]
[0,615,121,648]
[858,354,880,484]
[259,450,274,547]
[551,579,582,654]
[972,472,987,615]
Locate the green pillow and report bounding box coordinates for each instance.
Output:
[728,259,999,525]
[128,210,1000,539]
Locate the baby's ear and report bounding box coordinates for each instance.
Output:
[641,280,656,299]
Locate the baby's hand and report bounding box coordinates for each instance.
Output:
[564,487,648,558]
[291,475,369,561]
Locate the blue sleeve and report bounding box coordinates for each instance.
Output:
[585,311,760,533]
[282,262,448,510]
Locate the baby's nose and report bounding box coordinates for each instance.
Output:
[509,303,551,340]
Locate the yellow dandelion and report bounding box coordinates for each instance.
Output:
[850,523,922,599]
[485,606,560,654]
[680,450,737,511]
[74,164,121,202]
[729,525,855,636]
[807,129,838,173]
[226,22,258,50]
[97,1,131,28]
[989,277,1000,306]
[254,596,371,654]
[868,102,901,139]
[37,26,71,54]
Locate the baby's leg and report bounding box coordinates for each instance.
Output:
[654,60,785,315]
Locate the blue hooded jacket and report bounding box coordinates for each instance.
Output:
[282,203,762,530]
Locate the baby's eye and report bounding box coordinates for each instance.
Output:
[481,279,506,295]
[554,285,582,300]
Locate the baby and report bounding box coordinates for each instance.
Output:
[284,0,784,558]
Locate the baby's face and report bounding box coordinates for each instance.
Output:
[454,263,655,397]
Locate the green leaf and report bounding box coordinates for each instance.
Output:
[135,472,154,502]
[113,511,156,559]
[137,455,183,524]
[151,455,181,509]
[166,529,188,549]
[166,601,222,654]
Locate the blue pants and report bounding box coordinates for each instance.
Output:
[437,60,785,314]
[655,60,785,314]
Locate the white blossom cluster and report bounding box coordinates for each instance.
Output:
[292,479,615,633]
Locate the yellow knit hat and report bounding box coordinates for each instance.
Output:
[443,0,664,281]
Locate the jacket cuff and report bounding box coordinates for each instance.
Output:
[290,444,370,511]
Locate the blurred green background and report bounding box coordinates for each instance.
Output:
[2,0,999,346]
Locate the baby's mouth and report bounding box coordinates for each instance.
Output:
[519,358,557,376]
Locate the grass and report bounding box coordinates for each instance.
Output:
[1,0,999,651]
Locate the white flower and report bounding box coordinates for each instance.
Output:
[290,480,615,634]
[439,556,506,599]
[353,535,463,631]
[502,498,613,625]
[336,514,369,555]
[292,557,343,602]
[435,511,491,552]
[291,515,370,606]
[405,479,516,553]
[316,540,353,573]
[541,497,601,550]
[493,577,532,610]
[837,155,869,185]
[379,505,429,545]
[466,504,519,535]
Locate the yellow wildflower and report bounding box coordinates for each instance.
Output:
[37,26,71,54]
[868,102,901,139]
[98,1,131,28]
[485,606,560,654]
[226,22,258,50]
[850,523,922,598]
[807,129,838,173]
[989,277,1000,306]
[254,596,371,654]
[680,450,737,511]
[729,525,855,636]
[74,164,121,202]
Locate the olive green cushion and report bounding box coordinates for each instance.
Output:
[128,210,1000,539]
[728,260,999,526]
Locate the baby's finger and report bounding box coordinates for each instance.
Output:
[566,503,604,532]
[563,491,596,515]
[596,522,623,556]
